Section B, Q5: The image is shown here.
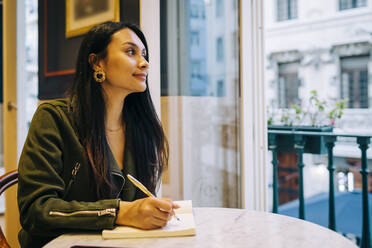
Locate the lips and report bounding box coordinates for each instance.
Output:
[133,73,147,80]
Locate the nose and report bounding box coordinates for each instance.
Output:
[139,56,149,70]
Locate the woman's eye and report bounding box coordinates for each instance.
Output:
[126,49,135,55]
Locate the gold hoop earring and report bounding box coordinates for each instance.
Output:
[93,69,106,83]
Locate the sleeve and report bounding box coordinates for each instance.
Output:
[17,104,120,236]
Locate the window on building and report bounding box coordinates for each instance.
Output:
[277,0,297,21]
[216,0,223,17]
[339,0,367,11]
[217,80,225,97]
[341,56,369,108]
[190,4,199,18]
[191,31,200,47]
[278,62,300,108]
[216,37,224,62]
[232,31,238,59]
[191,60,201,79]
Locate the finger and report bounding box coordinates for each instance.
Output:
[151,215,168,227]
[161,198,180,210]
[151,198,173,212]
[167,214,172,221]
[152,208,171,221]
[142,223,160,230]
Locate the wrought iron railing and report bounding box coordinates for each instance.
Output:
[268,130,371,248]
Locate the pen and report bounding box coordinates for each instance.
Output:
[127,174,180,221]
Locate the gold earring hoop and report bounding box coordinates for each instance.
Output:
[93,69,106,83]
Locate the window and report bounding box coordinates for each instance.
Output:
[278,62,300,108]
[217,80,225,97]
[190,31,200,47]
[216,37,224,62]
[341,56,369,108]
[232,0,238,10]
[191,60,201,79]
[277,0,297,21]
[190,4,199,18]
[232,31,238,58]
[339,0,367,10]
[216,0,223,17]
[160,0,240,207]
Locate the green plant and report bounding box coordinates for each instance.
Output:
[328,99,347,126]
[308,90,327,126]
[291,104,303,124]
[267,90,347,127]
[267,106,274,125]
[280,109,291,126]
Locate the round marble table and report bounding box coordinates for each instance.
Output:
[44,208,358,248]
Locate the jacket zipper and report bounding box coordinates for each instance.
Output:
[49,208,116,217]
[64,162,81,198]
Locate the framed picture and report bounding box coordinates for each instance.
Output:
[66,0,120,38]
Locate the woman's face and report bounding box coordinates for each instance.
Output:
[98,28,149,95]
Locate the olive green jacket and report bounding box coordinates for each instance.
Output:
[17,99,139,248]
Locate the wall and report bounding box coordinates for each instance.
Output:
[38,0,140,99]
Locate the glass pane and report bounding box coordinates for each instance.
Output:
[341,56,369,109]
[277,0,288,21]
[160,0,240,208]
[265,0,371,245]
[340,0,366,10]
[359,70,368,108]
[278,62,299,108]
[0,0,38,214]
[289,0,298,19]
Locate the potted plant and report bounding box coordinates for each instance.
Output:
[268,90,347,154]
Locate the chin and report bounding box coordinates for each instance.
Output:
[138,82,148,92]
[132,84,147,93]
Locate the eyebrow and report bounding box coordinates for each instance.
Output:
[122,42,146,53]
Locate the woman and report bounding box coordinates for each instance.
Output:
[17,22,178,248]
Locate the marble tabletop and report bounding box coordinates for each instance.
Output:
[44,207,358,248]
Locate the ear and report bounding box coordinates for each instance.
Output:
[88,53,103,71]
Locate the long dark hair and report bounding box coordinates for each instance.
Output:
[67,22,168,198]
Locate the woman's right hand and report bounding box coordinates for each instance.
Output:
[115,197,179,229]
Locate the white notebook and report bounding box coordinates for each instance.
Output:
[102,200,196,239]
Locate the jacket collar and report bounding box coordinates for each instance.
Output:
[107,132,137,201]
[107,148,125,198]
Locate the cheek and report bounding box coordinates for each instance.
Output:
[107,55,133,77]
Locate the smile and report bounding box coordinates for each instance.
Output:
[133,73,147,80]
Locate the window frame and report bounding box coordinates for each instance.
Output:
[340,55,370,108]
[143,0,268,210]
[339,0,367,11]
[276,0,298,22]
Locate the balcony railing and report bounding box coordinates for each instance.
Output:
[268,129,371,248]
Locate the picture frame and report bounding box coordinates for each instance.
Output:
[66,0,120,38]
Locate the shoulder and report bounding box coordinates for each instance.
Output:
[31,98,74,128]
[35,98,73,119]
[37,98,69,111]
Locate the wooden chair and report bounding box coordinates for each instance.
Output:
[0,170,18,248]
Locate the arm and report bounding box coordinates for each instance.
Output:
[18,104,119,236]
[18,103,178,236]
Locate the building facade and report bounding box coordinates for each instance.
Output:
[265,0,372,160]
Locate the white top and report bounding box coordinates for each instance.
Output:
[43,207,358,248]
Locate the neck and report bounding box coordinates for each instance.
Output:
[102,86,129,131]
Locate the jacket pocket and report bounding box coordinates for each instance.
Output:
[63,162,81,199]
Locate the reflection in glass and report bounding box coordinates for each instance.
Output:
[160,0,240,207]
